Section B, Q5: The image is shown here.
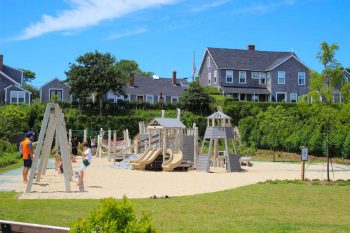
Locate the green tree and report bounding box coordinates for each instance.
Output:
[65,51,128,115]
[309,41,343,180]
[23,83,40,101]
[180,79,213,114]
[117,59,153,77]
[22,69,36,83]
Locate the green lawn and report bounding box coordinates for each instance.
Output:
[1,183,350,232]
[0,160,22,175]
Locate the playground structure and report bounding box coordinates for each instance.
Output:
[196,107,242,173]
[26,103,73,193]
[130,109,199,171]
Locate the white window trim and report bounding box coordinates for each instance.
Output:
[10,91,26,104]
[226,70,233,83]
[213,70,217,84]
[298,72,306,85]
[239,71,246,84]
[207,56,210,68]
[276,92,287,102]
[171,96,179,103]
[259,73,267,85]
[278,71,286,85]
[145,95,154,104]
[290,93,298,102]
[252,94,259,102]
[208,72,211,85]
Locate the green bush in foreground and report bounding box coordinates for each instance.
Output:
[70,197,157,233]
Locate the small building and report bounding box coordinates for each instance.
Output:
[0,54,31,105]
[40,78,72,102]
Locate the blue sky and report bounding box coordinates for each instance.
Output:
[0,0,349,87]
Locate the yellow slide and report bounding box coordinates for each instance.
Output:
[129,148,153,164]
[133,149,162,170]
[162,149,183,171]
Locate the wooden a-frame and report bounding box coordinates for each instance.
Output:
[25,103,73,193]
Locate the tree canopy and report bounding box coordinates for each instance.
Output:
[22,69,36,83]
[116,59,153,77]
[65,51,128,115]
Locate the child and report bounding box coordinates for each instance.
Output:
[77,142,93,187]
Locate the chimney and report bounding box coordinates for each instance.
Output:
[172,71,177,86]
[161,110,165,118]
[128,72,135,87]
[0,54,3,71]
[177,108,181,120]
[248,45,255,51]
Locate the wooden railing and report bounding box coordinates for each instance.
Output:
[0,220,69,233]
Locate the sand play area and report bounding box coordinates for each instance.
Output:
[1,157,350,199]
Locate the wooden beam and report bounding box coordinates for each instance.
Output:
[26,103,51,193]
[0,220,69,233]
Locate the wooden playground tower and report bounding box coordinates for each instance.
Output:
[26,103,73,193]
[196,107,241,172]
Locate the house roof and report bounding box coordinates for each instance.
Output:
[148,118,186,129]
[4,84,32,94]
[207,111,231,120]
[124,76,187,96]
[40,77,71,89]
[0,70,21,86]
[220,86,271,95]
[207,47,295,71]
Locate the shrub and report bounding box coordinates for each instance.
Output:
[70,197,157,233]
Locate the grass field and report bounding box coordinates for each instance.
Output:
[1,183,349,232]
[0,160,22,175]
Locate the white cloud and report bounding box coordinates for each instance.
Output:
[106,27,148,40]
[190,0,231,12]
[233,0,296,15]
[16,0,176,40]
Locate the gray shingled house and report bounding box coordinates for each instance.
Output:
[0,54,31,105]
[106,71,188,104]
[198,45,310,102]
[40,78,72,102]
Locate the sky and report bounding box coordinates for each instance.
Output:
[0,0,349,87]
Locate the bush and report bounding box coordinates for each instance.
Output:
[0,152,20,168]
[70,197,157,233]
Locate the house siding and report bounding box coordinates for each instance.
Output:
[199,52,219,87]
[2,65,22,84]
[0,77,14,104]
[40,79,71,102]
[270,57,309,102]
[219,70,267,88]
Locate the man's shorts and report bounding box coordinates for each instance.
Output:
[23,159,32,168]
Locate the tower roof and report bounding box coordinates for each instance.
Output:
[207,111,231,120]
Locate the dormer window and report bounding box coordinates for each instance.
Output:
[239,71,246,84]
[226,70,233,83]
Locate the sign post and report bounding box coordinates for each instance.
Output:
[301,146,308,181]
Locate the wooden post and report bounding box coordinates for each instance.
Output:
[193,127,198,168]
[108,130,111,162]
[163,128,167,163]
[68,129,72,146]
[301,161,305,181]
[83,129,87,143]
[113,130,117,161]
[26,104,51,193]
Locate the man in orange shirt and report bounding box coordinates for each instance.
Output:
[21,132,34,183]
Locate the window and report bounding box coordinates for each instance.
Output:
[158,95,166,103]
[278,71,285,84]
[10,91,25,104]
[213,70,217,84]
[49,89,63,101]
[171,96,179,103]
[137,96,144,101]
[253,95,259,102]
[207,56,210,67]
[276,92,287,102]
[145,95,154,103]
[290,93,297,102]
[252,72,259,79]
[107,91,115,103]
[226,70,233,83]
[239,94,246,101]
[345,77,349,83]
[259,73,266,85]
[239,71,246,84]
[298,72,306,85]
